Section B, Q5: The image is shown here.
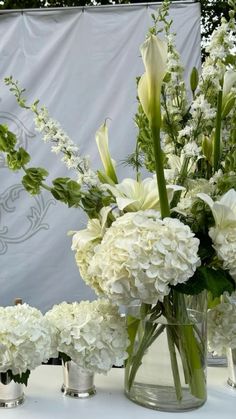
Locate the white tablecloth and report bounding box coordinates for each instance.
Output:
[2,365,236,418]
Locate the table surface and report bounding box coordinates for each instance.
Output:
[1,365,236,419]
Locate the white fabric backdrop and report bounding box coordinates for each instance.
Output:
[0,2,201,312]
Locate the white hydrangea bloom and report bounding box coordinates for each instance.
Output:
[88,211,200,305]
[0,304,52,376]
[209,227,236,279]
[208,301,236,355]
[71,207,112,294]
[45,300,129,374]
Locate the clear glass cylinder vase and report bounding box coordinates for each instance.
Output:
[0,372,24,408]
[61,360,96,398]
[227,348,236,388]
[124,292,207,412]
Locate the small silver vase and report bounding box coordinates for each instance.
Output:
[61,360,96,398]
[0,372,24,408]
[227,348,236,388]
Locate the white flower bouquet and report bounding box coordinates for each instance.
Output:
[0,304,52,385]
[0,0,236,411]
[45,299,129,374]
[208,296,236,356]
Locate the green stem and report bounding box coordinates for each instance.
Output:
[213,89,223,172]
[126,321,165,391]
[166,326,183,401]
[150,120,170,218]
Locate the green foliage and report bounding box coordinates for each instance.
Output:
[7,147,30,170]
[51,177,82,207]
[81,185,112,218]
[22,167,49,194]
[8,369,31,386]
[58,351,71,363]
[135,103,155,173]
[174,266,235,298]
[216,172,236,194]
[0,124,17,152]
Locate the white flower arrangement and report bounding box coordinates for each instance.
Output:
[1,0,236,405]
[0,304,52,384]
[88,210,200,305]
[45,300,129,374]
[208,297,236,356]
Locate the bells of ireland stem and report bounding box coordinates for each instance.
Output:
[95,123,118,185]
[138,34,170,219]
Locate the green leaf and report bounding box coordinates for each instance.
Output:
[58,352,71,364]
[0,124,17,152]
[125,315,140,360]
[174,266,235,298]
[7,147,30,170]
[51,177,81,207]
[22,167,48,195]
[8,369,31,386]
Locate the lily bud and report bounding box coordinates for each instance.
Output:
[95,123,118,184]
[222,70,236,118]
[202,135,213,164]
[190,67,199,95]
[138,34,168,125]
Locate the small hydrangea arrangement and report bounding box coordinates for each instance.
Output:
[45,300,129,374]
[0,304,52,385]
[208,295,236,356]
[0,0,236,409]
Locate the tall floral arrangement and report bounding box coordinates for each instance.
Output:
[0,0,236,408]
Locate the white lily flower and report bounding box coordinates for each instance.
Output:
[138,34,168,123]
[71,206,112,250]
[197,189,236,229]
[105,177,183,212]
[95,123,118,184]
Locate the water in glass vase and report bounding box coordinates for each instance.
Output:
[124,293,207,412]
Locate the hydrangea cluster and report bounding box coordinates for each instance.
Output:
[0,304,52,376]
[45,300,129,374]
[208,299,236,355]
[198,189,236,280]
[210,227,236,280]
[88,210,200,305]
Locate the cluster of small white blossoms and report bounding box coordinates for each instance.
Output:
[45,300,129,374]
[162,33,188,129]
[176,179,212,216]
[33,105,98,187]
[208,300,236,355]
[0,304,52,376]
[201,17,236,96]
[198,189,236,280]
[210,227,236,280]
[88,210,200,305]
